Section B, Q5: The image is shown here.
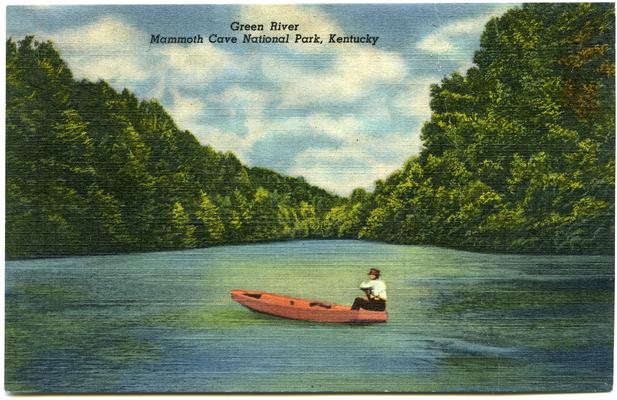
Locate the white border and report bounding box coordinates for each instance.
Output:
[2,1,615,399]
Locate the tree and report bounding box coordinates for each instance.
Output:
[249,187,283,241]
[170,201,196,248]
[195,192,225,244]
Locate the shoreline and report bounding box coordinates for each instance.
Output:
[5,237,614,261]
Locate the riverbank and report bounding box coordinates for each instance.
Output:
[6,235,614,262]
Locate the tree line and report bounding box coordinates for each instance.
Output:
[6,3,614,257]
[323,3,615,254]
[6,36,341,258]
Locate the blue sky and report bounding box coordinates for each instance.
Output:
[7,3,516,195]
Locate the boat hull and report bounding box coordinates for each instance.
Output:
[230,290,388,323]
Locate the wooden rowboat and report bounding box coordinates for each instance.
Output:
[230,289,388,323]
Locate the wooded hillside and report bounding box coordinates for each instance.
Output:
[6,3,614,257]
[325,3,614,254]
[6,36,341,258]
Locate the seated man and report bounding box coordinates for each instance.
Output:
[351,268,387,311]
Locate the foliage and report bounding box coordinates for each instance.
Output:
[6,3,614,257]
[5,36,342,258]
[328,3,614,254]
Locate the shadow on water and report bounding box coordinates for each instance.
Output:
[427,262,614,392]
[5,282,162,392]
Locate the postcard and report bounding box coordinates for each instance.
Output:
[4,2,614,393]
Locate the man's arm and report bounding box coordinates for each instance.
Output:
[369,281,387,301]
[359,281,372,300]
[367,292,385,301]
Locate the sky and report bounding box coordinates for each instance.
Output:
[6,3,517,196]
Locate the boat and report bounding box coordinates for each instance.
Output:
[230,289,388,323]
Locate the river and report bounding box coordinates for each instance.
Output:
[5,240,614,392]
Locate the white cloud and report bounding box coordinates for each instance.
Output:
[45,16,149,82]
[456,58,481,76]
[193,126,255,161]
[157,44,232,84]
[392,77,439,119]
[192,109,415,195]
[289,147,400,196]
[43,16,236,87]
[280,113,415,194]
[217,86,270,114]
[169,90,206,133]
[239,5,342,53]
[409,131,424,153]
[304,114,363,141]
[240,7,407,108]
[407,91,432,119]
[263,47,407,106]
[193,86,274,160]
[416,6,513,55]
[51,16,142,52]
[69,54,149,82]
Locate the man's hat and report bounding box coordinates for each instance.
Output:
[368,268,381,276]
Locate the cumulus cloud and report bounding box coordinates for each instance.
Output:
[403,91,432,119]
[289,147,400,195]
[48,15,141,53]
[239,5,342,53]
[192,105,414,195]
[168,90,207,134]
[304,114,363,141]
[193,126,255,161]
[45,16,149,83]
[392,77,440,119]
[195,86,274,160]
[157,44,232,84]
[43,16,235,88]
[241,6,408,108]
[263,47,407,106]
[279,113,413,194]
[217,86,270,115]
[416,5,513,55]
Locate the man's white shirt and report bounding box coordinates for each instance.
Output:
[359,278,387,301]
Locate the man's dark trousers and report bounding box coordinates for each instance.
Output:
[351,297,386,311]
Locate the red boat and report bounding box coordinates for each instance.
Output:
[230,290,388,323]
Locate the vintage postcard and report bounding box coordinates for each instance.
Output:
[4,2,614,393]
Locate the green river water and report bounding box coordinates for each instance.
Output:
[5,240,614,392]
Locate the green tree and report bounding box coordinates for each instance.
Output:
[195,192,225,244]
[249,187,283,241]
[169,201,196,248]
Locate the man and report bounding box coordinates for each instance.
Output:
[351,268,387,311]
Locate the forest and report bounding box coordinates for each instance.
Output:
[5,3,615,258]
[6,36,342,257]
[325,3,615,254]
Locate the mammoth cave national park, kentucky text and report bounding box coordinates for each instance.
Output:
[150,21,380,46]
